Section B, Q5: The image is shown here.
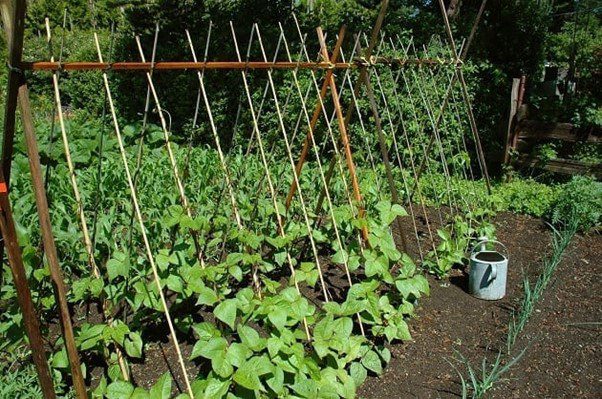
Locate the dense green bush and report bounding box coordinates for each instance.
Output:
[549,176,601,231]
[493,179,558,218]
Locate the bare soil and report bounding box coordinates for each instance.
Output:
[359,212,602,398]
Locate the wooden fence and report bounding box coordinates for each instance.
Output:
[504,76,601,179]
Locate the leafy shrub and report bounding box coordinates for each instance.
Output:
[493,179,558,218]
[549,176,601,231]
[0,364,42,399]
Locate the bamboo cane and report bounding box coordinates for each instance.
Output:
[230,22,311,340]
[94,33,195,398]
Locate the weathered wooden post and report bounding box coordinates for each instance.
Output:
[0,1,56,398]
[0,1,87,398]
[504,75,527,166]
[504,78,522,165]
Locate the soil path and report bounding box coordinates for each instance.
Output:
[359,213,602,398]
[491,230,601,398]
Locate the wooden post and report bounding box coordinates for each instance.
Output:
[510,76,527,156]
[0,0,25,264]
[504,78,521,164]
[313,0,389,225]
[18,83,88,399]
[0,2,55,397]
[0,178,56,399]
[460,0,487,61]
[0,0,25,189]
[1,1,85,397]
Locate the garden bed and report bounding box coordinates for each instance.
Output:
[359,212,601,398]
[40,211,600,397]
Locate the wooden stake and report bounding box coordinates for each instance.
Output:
[0,1,85,396]
[18,83,88,399]
[280,23,366,336]
[0,0,26,265]
[0,0,25,192]
[0,169,56,399]
[290,21,367,265]
[312,0,389,225]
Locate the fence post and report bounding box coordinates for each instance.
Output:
[504,75,527,166]
[504,78,521,164]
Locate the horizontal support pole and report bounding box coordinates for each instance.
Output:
[19,57,460,72]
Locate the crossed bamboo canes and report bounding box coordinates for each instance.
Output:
[407,42,460,217]
[135,29,265,295]
[391,37,450,228]
[229,22,317,339]
[287,20,367,268]
[132,35,208,274]
[419,39,479,218]
[300,0,391,249]
[44,17,131,381]
[377,35,468,254]
[437,0,490,191]
[93,32,196,398]
[370,36,438,255]
[239,22,332,301]
[361,35,432,262]
[410,0,490,197]
[413,37,473,218]
[281,23,366,335]
[182,28,266,296]
[334,35,386,198]
[394,38,464,233]
[290,17,360,212]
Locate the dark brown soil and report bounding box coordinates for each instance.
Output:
[491,231,602,399]
[358,212,602,398]
[129,332,198,393]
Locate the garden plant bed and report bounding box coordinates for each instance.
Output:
[50,211,601,398]
[359,212,602,398]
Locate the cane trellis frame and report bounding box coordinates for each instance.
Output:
[0,0,491,397]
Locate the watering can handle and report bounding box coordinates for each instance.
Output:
[489,264,497,282]
[470,239,509,261]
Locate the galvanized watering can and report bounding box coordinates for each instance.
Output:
[468,239,509,300]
